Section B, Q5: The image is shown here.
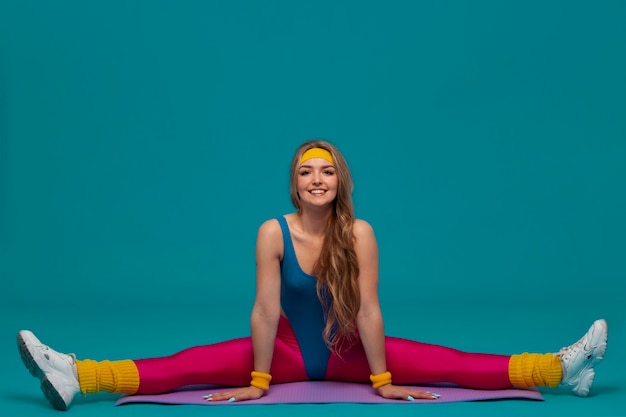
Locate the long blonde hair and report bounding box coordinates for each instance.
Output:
[289,139,360,354]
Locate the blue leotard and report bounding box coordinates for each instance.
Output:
[276,216,330,380]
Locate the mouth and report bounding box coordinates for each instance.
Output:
[308,189,327,196]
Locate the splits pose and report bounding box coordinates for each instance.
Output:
[18,140,608,411]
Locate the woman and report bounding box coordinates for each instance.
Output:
[18,139,608,411]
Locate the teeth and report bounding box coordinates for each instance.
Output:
[310,190,325,194]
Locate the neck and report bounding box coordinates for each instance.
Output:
[298,206,333,236]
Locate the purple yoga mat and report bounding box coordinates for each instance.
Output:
[116,381,543,406]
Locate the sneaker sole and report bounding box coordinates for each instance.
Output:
[572,368,595,397]
[41,377,70,411]
[17,331,45,380]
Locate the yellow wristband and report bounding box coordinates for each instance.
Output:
[250,371,272,391]
[370,371,392,389]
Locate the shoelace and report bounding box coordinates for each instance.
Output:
[558,337,585,361]
[33,342,77,364]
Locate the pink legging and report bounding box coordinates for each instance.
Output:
[135,317,512,394]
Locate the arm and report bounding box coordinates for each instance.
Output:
[251,219,283,374]
[353,220,387,375]
[354,220,437,401]
[209,219,282,402]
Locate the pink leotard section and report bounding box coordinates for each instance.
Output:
[134,316,512,394]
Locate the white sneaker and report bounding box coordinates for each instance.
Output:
[558,319,608,397]
[17,330,80,411]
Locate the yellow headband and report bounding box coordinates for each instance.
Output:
[300,148,334,165]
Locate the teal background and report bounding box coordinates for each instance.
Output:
[1,1,624,416]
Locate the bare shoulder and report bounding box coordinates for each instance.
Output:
[353,218,376,239]
[353,219,379,270]
[353,219,377,252]
[256,218,284,257]
[258,218,282,236]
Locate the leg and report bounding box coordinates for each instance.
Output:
[134,337,253,393]
[386,337,512,389]
[17,317,309,410]
[325,336,511,389]
[135,317,309,394]
[325,319,608,395]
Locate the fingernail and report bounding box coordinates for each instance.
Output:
[203,394,213,399]
[407,395,415,401]
[228,397,236,403]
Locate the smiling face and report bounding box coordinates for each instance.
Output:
[289,140,354,216]
[296,157,338,209]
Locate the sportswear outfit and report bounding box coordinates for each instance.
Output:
[76,216,562,395]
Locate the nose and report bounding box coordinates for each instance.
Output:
[312,171,323,185]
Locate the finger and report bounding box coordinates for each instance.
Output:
[411,390,440,400]
[205,391,238,402]
[378,385,441,401]
[206,387,265,403]
[206,394,240,402]
[389,389,438,401]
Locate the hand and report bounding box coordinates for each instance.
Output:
[204,385,265,403]
[377,383,440,401]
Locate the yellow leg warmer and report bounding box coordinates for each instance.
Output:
[75,359,140,395]
[508,353,562,388]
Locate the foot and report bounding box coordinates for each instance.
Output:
[558,319,608,397]
[17,330,80,411]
